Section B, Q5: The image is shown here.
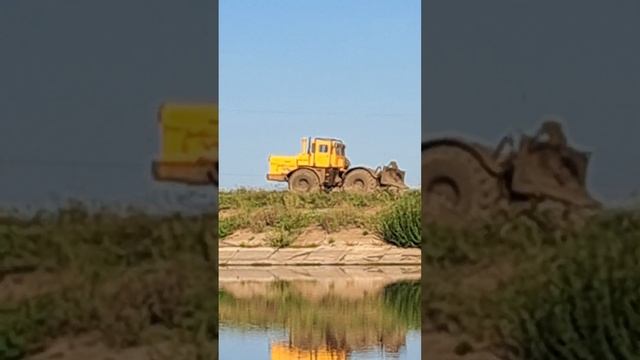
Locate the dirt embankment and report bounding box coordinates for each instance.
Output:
[218,190,390,248]
[218,190,421,265]
[220,225,384,247]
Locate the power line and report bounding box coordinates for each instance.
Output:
[219,107,418,118]
[219,173,265,178]
[0,161,268,180]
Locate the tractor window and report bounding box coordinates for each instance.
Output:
[319,144,329,153]
[336,145,343,155]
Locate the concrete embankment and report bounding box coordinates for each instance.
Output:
[219,245,421,266]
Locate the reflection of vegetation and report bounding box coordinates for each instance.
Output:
[219,280,419,353]
[383,281,420,328]
[424,210,640,359]
[219,189,420,248]
[0,202,217,359]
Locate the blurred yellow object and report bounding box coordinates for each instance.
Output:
[151,102,218,185]
[270,344,346,360]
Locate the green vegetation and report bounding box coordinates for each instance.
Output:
[424,210,640,359]
[0,202,217,359]
[383,281,421,326]
[219,189,421,248]
[220,189,399,210]
[378,193,421,247]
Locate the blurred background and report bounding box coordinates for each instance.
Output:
[424,0,640,206]
[0,0,217,212]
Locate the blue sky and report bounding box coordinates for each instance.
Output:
[219,0,421,189]
[219,327,420,360]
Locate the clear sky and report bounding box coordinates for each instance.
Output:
[5,0,635,206]
[0,0,217,210]
[219,0,421,190]
[424,0,640,204]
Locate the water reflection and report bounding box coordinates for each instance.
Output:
[219,266,420,359]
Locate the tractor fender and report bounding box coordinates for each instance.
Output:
[422,138,503,176]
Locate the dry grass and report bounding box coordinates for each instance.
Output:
[0,202,217,359]
[423,209,640,359]
[219,189,420,248]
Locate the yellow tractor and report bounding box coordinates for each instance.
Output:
[151,102,218,186]
[422,119,600,222]
[267,137,407,193]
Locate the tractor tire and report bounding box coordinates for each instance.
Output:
[342,168,378,193]
[422,145,501,222]
[288,168,321,194]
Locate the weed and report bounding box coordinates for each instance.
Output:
[317,207,365,233]
[377,192,421,248]
[219,189,420,247]
[423,209,640,359]
[267,227,296,248]
[0,204,217,358]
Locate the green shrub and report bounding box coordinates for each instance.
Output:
[267,227,296,248]
[495,227,640,359]
[218,216,244,238]
[0,297,58,359]
[377,193,420,248]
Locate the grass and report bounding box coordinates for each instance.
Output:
[0,202,217,359]
[219,189,421,248]
[378,193,421,247]
[219,188,400,210]
[423,209,640,359]
[383,281,421,326]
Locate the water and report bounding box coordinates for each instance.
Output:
[219,266,420,360]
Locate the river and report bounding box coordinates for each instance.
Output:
[219,266,421,360]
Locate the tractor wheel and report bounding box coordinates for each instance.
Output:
[288,168,321,193]
[342,169,378,193]
[422,145,501,221]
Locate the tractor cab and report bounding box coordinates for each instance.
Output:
[301,137,349,169]
[300,137,349,170]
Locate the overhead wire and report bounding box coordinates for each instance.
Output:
[0,107,416,175]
